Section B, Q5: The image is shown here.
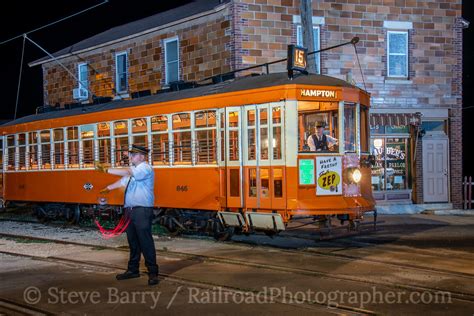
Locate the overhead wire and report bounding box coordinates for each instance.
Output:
[0,0,109,47]
[14,35,26,120]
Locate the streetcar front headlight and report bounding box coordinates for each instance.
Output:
[350,168,362,183]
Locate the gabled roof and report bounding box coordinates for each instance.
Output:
[29,0,229,66]
[1,73,359,128]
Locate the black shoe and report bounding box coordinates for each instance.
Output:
[148,273,159,286]
[116,271,140,280]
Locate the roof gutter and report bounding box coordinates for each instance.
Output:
[28,2,229,67]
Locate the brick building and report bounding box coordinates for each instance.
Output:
[30,0,465,209]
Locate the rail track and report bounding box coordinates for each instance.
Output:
[0,248,372,315]
[0,230,473,305]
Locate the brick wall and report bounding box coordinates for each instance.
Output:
[42,6,233,106]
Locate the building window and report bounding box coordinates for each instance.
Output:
[115,52,128,93]
[296,25,320,74]
[78,63,88,91]
[370,123,411,193]
[387,31,408,78]
[164,37,179,84]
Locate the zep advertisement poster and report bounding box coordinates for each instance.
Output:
[316,156,342,195]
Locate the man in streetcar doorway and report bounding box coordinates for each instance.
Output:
[96,144,159,286]
[307,122,338,152]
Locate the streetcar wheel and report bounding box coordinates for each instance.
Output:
[212,219,234,241]
[263,230,278,238]
[66,205,80,224]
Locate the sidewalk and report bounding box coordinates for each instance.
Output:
[376,202,474,215]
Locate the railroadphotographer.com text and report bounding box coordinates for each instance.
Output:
[23,285,452,310]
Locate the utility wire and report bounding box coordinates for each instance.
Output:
[0,0,109,46]
[24,35,93,98]
[14,35,26,120]
[353,42,367,91]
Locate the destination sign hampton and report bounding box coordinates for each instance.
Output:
[299,89,339,100]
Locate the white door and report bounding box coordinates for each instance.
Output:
[423,138,448,203]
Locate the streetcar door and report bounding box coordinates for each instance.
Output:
[244,103,286,210]
[224,107,243,208]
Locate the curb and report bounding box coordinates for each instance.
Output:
[420,209,474,216]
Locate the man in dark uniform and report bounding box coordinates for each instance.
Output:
[307,121,338,151]
[96,144,159,286]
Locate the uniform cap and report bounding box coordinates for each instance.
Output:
[129,144,149,154]
[316,121,326,128]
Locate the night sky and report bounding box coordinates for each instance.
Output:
[1,0,473,176]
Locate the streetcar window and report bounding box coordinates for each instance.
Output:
[220,111,225,163]
[195,110,216,128]
[7,135,15,147]
[172,113,190,130]
[28,132,38,170]
[273,168,283,198]
[53,128,65,169]
[67,127,79,140]
[7,149,15,171]
[96,123,112,166]
[151,115,170,166]
[98,139,111,165]
[66,127,79,168]
[132,118,148,151]
[272,107,282,160]
[196,130,217,164]
[114,120,128,135]
[298,103,339,153]
[80,124,95,139]
[360,106,369,152]
[40,130,51,169]
[195,110,217,164]
[151,134,170,165]
[82,139,94,168]
[151,115,168,132]
[6,135,15,171]
[249,168,257,197]
[97,123,110,138]
[114,120,129,167]
[247,109,256,161]
[260,108,269,160]
[132,118,147,134]
[0,138,3,170]
[80,125,95,168]
[115,136,129,167]
[18,134,26,170]
[172,113,192,165]
[18,133,26,146]
[344,104,356,152]
[228,111,239,161]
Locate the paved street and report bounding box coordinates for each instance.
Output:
[0,214,473,315]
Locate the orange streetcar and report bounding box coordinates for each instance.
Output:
[0,72,375,238]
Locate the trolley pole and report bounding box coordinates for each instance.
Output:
[300,0,316,73]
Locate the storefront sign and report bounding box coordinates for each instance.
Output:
[316,156,342,195]
[299,159,315,185]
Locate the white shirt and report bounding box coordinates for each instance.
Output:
[307,133,338,151]
[120,162,154,208]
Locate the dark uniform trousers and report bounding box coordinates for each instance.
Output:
[125,206,159,275]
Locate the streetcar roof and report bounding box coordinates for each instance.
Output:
[2,73,363,128]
